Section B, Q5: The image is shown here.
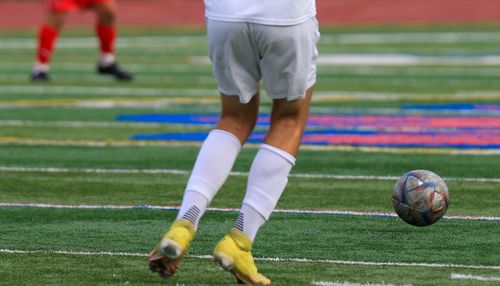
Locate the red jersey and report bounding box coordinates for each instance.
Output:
[46,0,111,12]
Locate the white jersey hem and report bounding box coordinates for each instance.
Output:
[205,12,316,26]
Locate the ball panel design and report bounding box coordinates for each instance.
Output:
[392,170,450,226]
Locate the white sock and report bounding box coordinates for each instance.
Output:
[177,129,241,229]
[240,144,295,239]
[99,53,115,67]
[32,62,49,73]
[176,190,208,229]
[234,203,265,241]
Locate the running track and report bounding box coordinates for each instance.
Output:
[1,0,500,28]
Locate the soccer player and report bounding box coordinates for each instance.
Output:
[148,0,319,284]
[31,0,132,81]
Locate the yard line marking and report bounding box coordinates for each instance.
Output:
[0,249,145,257]
[1,137,499,155]
[0,120,166,128]
[0,35,207,49]
[4,61,500,76]
[1,96,499,112]
[1,32,500,50]
[0,202,498,222]
[0,98,219,109]
[1,166,500,183]
[190,54,500,66]
[318,54,500,66]
[0,74,215,83]
[0,85,216,97]
[327,31,500,45]
[1,85,499,102]
[1,249,499,270]
[450,273,500,282]
[0,61,198,71]
[313,91,500,102]
[311,281,411,286]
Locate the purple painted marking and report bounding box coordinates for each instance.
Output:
[121,113,500,149]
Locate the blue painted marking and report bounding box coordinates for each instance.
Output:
[117,114,270,126]
[130,131,500,149]
[120,113,500,149]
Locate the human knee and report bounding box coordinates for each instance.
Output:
[271,107,303,130]
[46,12,66,30]
[270,96,310,128]
[95,4,116,25]
[218,111,258,138]
[99,11,115,25]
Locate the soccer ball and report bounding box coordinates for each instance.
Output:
[392,170,449,226]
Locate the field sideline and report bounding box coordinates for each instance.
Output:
[0,25,499,285]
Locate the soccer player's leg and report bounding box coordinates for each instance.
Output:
[213,228,270,285]
[148,219,195,278]
[213,89,312,285]
[31,2,69,81]
[212,96,289,285]
[149,96,257,279]
[91,0,133,81]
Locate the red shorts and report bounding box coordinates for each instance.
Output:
[46,0,111,12]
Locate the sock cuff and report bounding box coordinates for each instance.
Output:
[211,129,242,150]
[183,189,210,206]
[242,187,276,220]
[99,53,116,66]
[33,62,50,72]
[242,203,265,221]
[260,144,296,166]
[185,178,217,202]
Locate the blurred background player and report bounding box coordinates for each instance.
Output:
[31,0,133,81]
[148,0,319,284]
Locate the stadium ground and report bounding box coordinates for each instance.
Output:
[0,24,499,285]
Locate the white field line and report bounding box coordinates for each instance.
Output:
[450,273,500,282]
[326,32,500,45]
[1,137,499,155]
[0,35,207,49]
[1,85,498,100]
[4,61,500,76]
[6,119,500,131]
[0,74,215,83]
[1,32,500,50]
[317,54,500,66]
[2,97,500,110]
[0,202,498,222]
[312,281,411,286]
[1,249,499,270]
[0,137,203,147]
[0,120,166,128]
[0,85,215,97]
[1,166,500,184]
[0,98,219,109]
[0,61,194,71]
[188,54,500,66]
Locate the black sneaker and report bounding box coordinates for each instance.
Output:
[97,63,133,81]
[31,70,50,82]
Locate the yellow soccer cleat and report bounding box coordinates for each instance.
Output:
[148,219,195,279]
[213,228,271,285]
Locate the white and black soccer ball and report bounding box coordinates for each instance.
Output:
[392,170,450,226]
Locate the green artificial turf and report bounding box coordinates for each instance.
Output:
[0,24,498,285]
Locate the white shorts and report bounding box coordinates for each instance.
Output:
[207,17,320,103]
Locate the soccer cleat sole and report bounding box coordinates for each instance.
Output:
[148,249,182,279]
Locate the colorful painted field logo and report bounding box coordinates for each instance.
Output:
[117,106,500,149]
